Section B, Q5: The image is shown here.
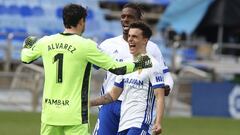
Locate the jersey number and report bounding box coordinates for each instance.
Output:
[53,53,63,83]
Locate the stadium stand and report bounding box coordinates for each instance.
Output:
[0,0,191,116]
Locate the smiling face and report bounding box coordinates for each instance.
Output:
[128,28,148,57]
[120,7,139,35]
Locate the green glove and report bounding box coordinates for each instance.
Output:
[134,55,152,70]
[23,36,38,49]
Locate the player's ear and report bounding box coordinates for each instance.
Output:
[79,18,85,27]
[143,37,148,45]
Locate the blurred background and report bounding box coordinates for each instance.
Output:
[0,0,240,135]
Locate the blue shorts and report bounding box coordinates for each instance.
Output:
[117,127,150,135]
[93,100,122,135]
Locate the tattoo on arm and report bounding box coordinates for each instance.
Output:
[90,93,114,106]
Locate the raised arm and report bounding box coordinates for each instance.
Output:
[21,36,42,64]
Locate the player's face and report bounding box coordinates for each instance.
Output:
[128,28,147,57]
[121,8,139,34]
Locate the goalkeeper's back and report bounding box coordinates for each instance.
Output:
[21,33,131,125]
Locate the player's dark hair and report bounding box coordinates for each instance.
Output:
[63,3,87,28]
[123,3,143,19]
[129,21,152,39]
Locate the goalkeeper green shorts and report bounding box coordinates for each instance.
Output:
[41,122,89,135]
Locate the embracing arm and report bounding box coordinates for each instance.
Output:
[90,86,122,106]
[86,41,152,75]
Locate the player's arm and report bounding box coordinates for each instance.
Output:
[90,86,122,106]
[152,87,165,135]
[86,40,152,75]
[21,36,42,64]
[150,42,174,95]
[149,60,165,134]
[163,71,174,96]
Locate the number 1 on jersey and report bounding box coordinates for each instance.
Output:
[53,53,63,83]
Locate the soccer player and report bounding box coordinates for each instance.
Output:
[93,3,173,135]
[91,21,165,135]
[21,4,152,135]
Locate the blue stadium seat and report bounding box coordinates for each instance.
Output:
[87,8,94,20]
[41,29,61,35]
[0,33,8,40]
[4,27,15,33]
[32,6,44,16]
[181,48,197,61]
[20,5,32,17]
[13,34,27,42]
[0,4,7,14]
[7,5,20,15]
[55,7,63,18]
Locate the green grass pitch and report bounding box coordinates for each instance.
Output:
[0,111,239,135]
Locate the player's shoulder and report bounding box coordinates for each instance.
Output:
[99,35,123,47]
[148,54,158,63]
[146,40,160,51]
[74,35,97,46]
[146,40,158,47]
[148,54,162,68]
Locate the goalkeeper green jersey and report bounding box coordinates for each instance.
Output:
[21,33,135,125]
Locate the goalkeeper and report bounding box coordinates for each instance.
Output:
[21,3,152,135]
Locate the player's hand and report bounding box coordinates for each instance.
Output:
[134,54,152,70]
[23,36,38,49]
[152,124,162,135]
[163,85,170,96]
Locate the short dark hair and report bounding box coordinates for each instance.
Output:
[129,21,152,39]
[63,3,87,28]
[123,3,143,19]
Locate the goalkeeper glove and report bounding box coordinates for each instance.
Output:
[23,36,38,49]
[133,55,152,70]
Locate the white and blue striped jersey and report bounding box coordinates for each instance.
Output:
[114,55,165,133]
[98,35,169,100]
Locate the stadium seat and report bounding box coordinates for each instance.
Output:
[87,8,94,20]
[181,48,197,61]
[32,6,44,16]
[0,4,7,14]
[55,7,63,18]
[4,27,15,33]
[20,5,32,17]
[7,5,20,15]
[0,33,8,40]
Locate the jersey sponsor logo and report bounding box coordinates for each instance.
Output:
[45,98,70,106]
[48,43,76,54]
[155,76,163,82]
[124,78,144,88]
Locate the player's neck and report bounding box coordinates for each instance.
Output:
[133,51,147,61]
[64,28,81,36]
[123,33,128,42]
